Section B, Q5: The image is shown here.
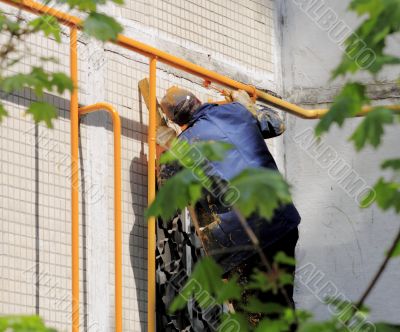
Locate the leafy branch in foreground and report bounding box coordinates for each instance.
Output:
[0,0,124,126]
[314,0,400,326]
[0,315,57,332]
[146,140,292,221]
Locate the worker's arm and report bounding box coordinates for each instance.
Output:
[255,106,286,139]
[229,90,285,139]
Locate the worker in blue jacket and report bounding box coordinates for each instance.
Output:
[158,86,301,312]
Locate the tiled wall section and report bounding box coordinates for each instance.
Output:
[117,0,275,73]
[0,28,88,331]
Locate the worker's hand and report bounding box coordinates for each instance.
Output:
[229,90,257,116]
[156,126,177,148]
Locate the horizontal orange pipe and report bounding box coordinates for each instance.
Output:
[3,0,400,119]
[78,103,123,332]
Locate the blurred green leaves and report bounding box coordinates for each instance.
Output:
[0,0,124,127]
[230,168,292,220]
[1,67,73,97]
[315,83,367,136]
[350,107,394,150]
[29,15,62,42]
[391,240,400,258]
[0,68,73,127]
[0,104,7,122]
[27,101,57,128]
[83,12,123,41]
[169,257,241,313]
[146,140,292,221]
[59,0,124,12]
[160,139,233,164]
[333,0,400,78]
[146,169,203,221]
[363,178,400,213]
[0,315,57,332]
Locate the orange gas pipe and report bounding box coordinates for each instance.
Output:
[147,57,157,332]
[4,0,400,118]
[69,26,80,332]
[78,103,123,332]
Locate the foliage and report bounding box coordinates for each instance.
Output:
[83,12,123,41]
[315,83,368,136]
[146,168,203,220]
[230,168,292,219]
[0,0,124,127]
[146,141,292,221]
[0,315,56,331]
[169,257,242,313]
[349,107,394,150]
[29,15,62,42]
[316,0,400,218]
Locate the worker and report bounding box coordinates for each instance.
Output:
[158,87,301,318]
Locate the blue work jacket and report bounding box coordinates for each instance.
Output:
[179,102,301,272]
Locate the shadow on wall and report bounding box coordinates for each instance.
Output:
[129,89,148,331]
[2,87,150,329]
[0,88,148,137]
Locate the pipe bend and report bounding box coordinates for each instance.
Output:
[79,102,121,124]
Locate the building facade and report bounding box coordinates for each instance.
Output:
[0,0,399,331]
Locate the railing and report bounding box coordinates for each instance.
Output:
[2,1,400,332]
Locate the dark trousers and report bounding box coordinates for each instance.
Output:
[229,227,299,324]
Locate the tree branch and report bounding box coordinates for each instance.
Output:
[356,226,400,309]
[232,206,298,323]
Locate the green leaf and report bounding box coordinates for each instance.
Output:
[29,15,62,42]
[333,0,400,77]
[349,0,384,17]
[146,169,202,220]
[315,83,368,136]
[382,159,400,171]
[230,168,292,219]
[364,178,400,212]
[219,312,249,332]
[83,12,123,41]
[26,102,57,128]
[374,323,400,332]
[169,257,224,312]
[255,318,289,332]
[51,72,74,94]
[350,107,394,150]
[215,275,242,303]
[391,239,400,258]
[160,139,233,165]
[0,315,57,331]
[0,68,73,97]
[60,0,124,11]
[274,251,296,266]
[246,269,274,293]
[1,73,34,93]
[241,298,284,314]
[0,103,8,122]
[0,14,22,34]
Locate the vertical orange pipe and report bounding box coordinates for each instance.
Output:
[147,57,157,332]
[78,103,123,332]
[70,27,80,332]
[113,111,123,332]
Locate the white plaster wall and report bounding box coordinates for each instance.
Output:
[279,0,400,323]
